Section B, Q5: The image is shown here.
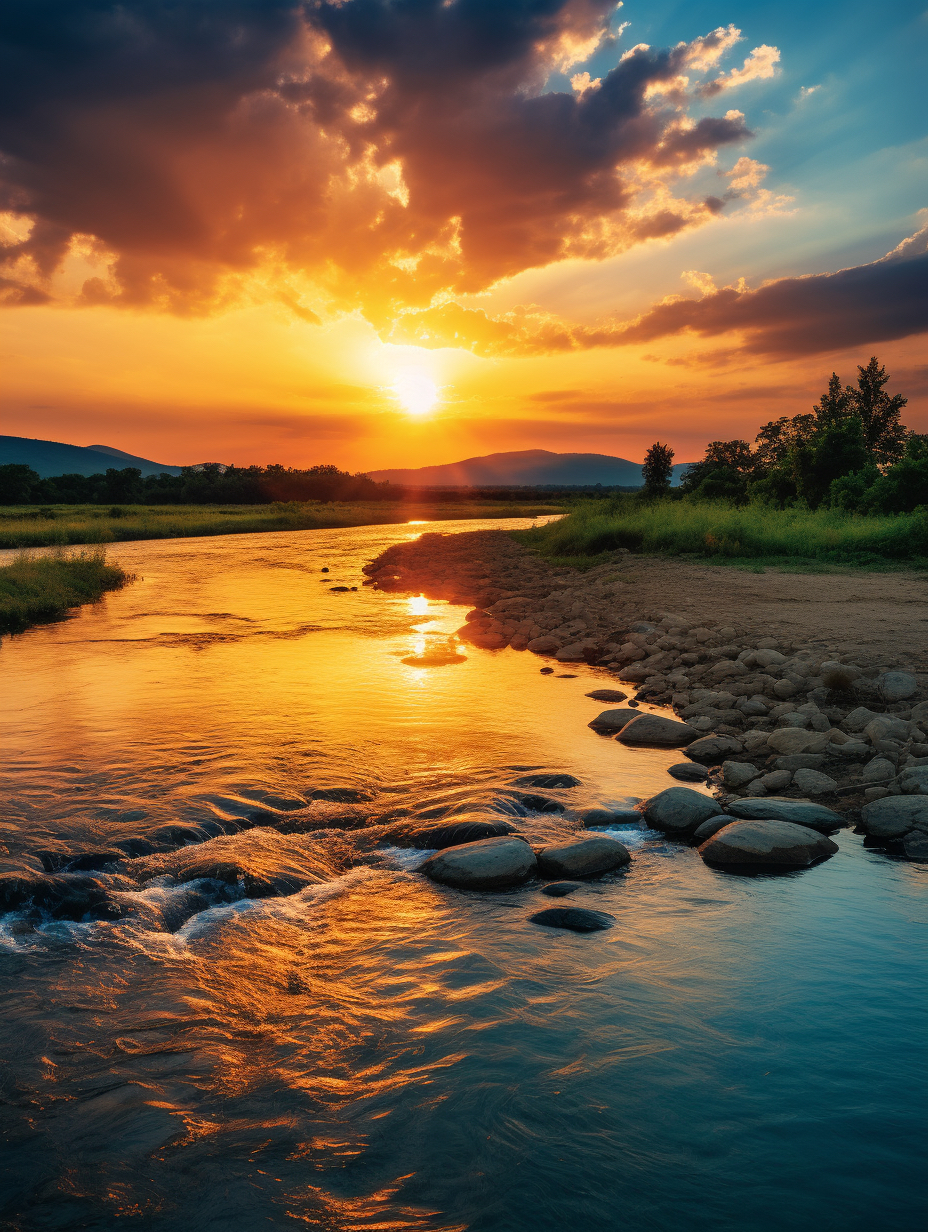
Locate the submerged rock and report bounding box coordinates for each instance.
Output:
[617,714,700,747]
[585,689,628,702]
[860,796,928,840]
[529,906,615,932]
[699,820,838,869]
[902,831,928,862]
[512,773,581,788]
[727,797,844,833]
[580,807,642,828]
[588,708,639,732]
[387,815,518,849]
[421,836,536,889]
[536,835,630,878]
[541,881,582,897]
[639,787,722,836]
[691,815,740,843]
[668,763,709,782]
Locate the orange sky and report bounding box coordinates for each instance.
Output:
[1,2,925,470]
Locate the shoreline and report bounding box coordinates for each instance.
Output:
[365,528,928,863]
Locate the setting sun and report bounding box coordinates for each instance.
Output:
[392,372,439,417]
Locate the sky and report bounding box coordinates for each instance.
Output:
[0,0,925,470]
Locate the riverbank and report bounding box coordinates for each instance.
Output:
[0,499,565,549]
[365,529,928,861]
[0,549,132,634]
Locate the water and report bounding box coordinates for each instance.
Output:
[0,519,925,1231]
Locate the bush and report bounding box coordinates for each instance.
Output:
[0,549,132,634]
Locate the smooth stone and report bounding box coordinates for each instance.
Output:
[616,714,701,747]
[699,820,838,869]
[861,757,897,784]
[792,768,838,796]
[387,815,518,849]
[727,797,844,832]
[586,689,628,702]
[668,763,709,782]
[879,670,917,702]
[513,773,581,789]
[529,907,615,932]
[537,835,631,878]
[766,728,824,755]
[541,881,583,897]
[640,787,723,835]
[902,831,928,862]
[539,667,554,674]
[528,636,561,655]
[898,766,928,795]
[684,735,744,764]
[691,815,740,843]
[421,836,537,890]
[722,760,760,788]
[581,808,643,828]
[861,796,928,839]
[588,708,639,732]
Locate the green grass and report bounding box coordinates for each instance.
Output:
[513,496,928,569]
[0,500,565,550]
[0,549,133,634]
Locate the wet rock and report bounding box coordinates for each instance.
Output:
[668,763,709,782]
[539,666,554,674]
[699,820,838,869]
[691,815,740,843]
[421,836,537,889]
[64,849,125,872]
[387,816,518,849]
[146,824,212,847]
[684,735,744,764]
[585,689,628,702]
[580,808,643,828]
[588,708,639,732]
[639,787,723,836]
[513,773,580,788]
[616,714,700,747]
[513,793,565,814]
[861,796,928,839]
[537,835,631,878]
[528,636,561,654]
[727,797,844,832]
[879,670,917,702]
[792,768,839,796]
[541,881,582,897]
[902,831,928,862]
[529,907,615,932]
[329,585,351,592]
[310,787,375,803]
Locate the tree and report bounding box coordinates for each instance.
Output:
[813,372,854,429]
[681,439,755,502]
[642,441,674,495]
[0,464,40,504]
[851,356,908,464]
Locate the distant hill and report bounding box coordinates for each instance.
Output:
[0,435,181,478]
[368,449,691,488]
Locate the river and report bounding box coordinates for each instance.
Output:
[0,518,924,1231]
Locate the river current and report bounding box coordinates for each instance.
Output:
[0,518,924,1231]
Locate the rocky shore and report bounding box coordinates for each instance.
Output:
[364,529,928,865]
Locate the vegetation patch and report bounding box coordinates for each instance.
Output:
[0,550,132,634]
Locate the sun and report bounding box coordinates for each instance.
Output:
[392,372,439,416]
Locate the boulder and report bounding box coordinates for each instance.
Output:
[420,836,536,889]
[387,815,518,849]
[722,760,759,789]
[616,714,701,747]
[843,706,879,732]
[684,734,745,764]
[861,757,896,784]
[898,766,928,795]
[529,907,615,932]
[699,820,838,869]
[692,815,740,843]
[585,689,628,702]
[861,796,928,839]
[527,636,561,655]
[639,787,722,836]
[536,835,630,878]
[902,831,928,862]
[879,670,917,702]
[727,797,844,832]
[588,708,639,732]
[761,770,792,792]
[766,728,825,755]
[541,881,582,897]
[668,763,709,782]
[792,768,838,796]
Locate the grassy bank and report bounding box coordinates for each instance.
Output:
[0,500,565,550]
[513,496,928,569]
[0,550,132,634]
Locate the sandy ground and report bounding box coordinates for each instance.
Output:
[617,557,928,674]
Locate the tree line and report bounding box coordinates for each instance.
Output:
[641,357,927,514]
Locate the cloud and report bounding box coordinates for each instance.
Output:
[0,1,759,321]
[697,44,780,97]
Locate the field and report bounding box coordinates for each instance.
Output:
[514,495,928,568]
[0,550,132,634]
[0,500,565,550]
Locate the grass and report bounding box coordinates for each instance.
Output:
[0,500,565,550]
[0,549,133,634]
[512,496,928,569]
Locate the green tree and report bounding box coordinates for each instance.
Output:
[0,464,40,504]
[793,416,870,508]
[641,441,675,495]
[682,440,755,503]
[850,356,908,463]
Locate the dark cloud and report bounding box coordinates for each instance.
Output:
[0,0,755,315]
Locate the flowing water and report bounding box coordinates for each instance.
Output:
[0,519,924,1232]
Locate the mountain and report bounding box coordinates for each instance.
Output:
[368,449,691,488]
[0,435,181,478]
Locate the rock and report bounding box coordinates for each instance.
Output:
[722,760,759,788]
[513,773,581,788]
[774,754,825,771]
[539,666,554,674]
[588,708,639,732]
[864,787,891,802]
[792,768,838,796]
[861,796,928,839]
[668,763,708,782]
[910,701,928,725]
[640,787,723,835]
[420,836,536,889]
[727,797,844,832]
[580,808,643,828]
[541,881,582,897]
[616,714,701,747]
[468,631,506,649]
[585,689,628,702]
[527,636,561,654]
[879,671,917,702]
[692,815,740,843]
[902,831,928,862]
[537,835,631,878]
[830,740,870,760]
[898,766,928,794]
[737,695,770,716]
[843,706,879,732]
[861,757,896,784]
[388,815,518,849]
[766,728,824,755]
[529,907,615,932]
[761,770,792,792]
[699,820,838,869]
[680,734,744,763]
[772,680,799,699]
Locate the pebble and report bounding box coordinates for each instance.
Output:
[541,882,583,897]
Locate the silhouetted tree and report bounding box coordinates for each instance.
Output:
[0,464,40,504]
[850,356,908,463]
[641,441,674,494]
